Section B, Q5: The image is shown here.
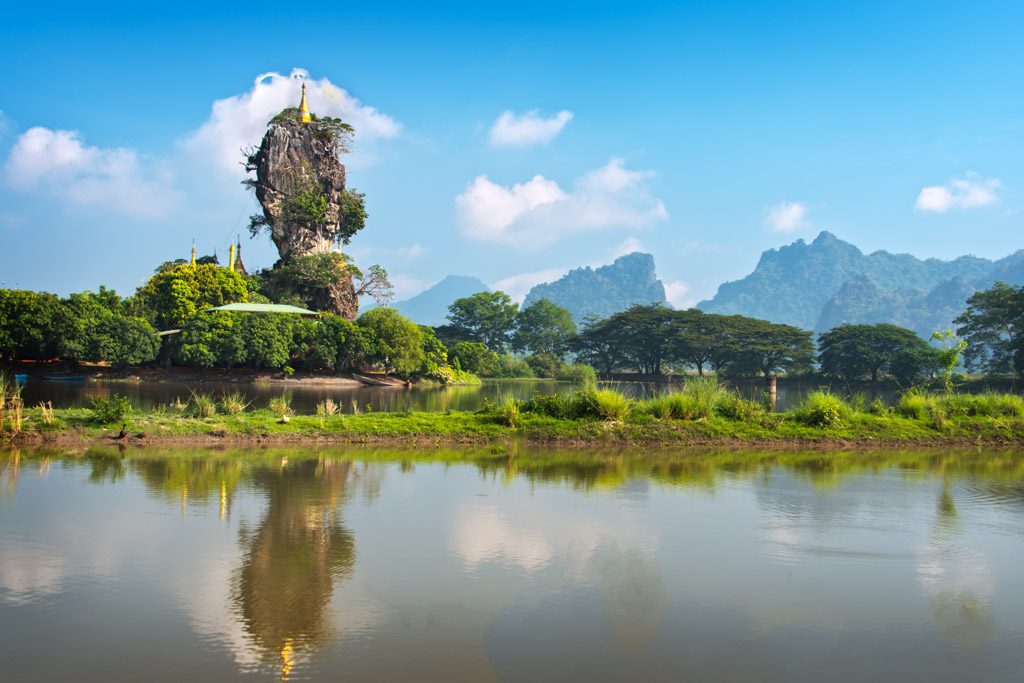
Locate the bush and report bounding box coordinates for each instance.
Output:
[491,354,535,378]
[449,341,498,376]
[791,391,850,428]
[642,377,730,420]
[557,363,598,388]
[715,393,764,421]
[526,352,562,378]
[90,394,132,425]
[937,391,1024,418]
[219,391,250,415]
[593,389,632,421]
[895,389,934,421]
[501,397,522,427]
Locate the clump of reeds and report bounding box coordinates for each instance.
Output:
[316,398,339,428]
[593,389,632,422]
[269,393,293,422]
[501,397,522,428]
[189,391,217,418]
[350,398,361,415]
[791,390,851,428]
[37,401,55,426]
[219,391,250,415]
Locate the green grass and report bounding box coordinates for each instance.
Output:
[6,386,1024,446]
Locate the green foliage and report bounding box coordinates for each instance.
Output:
[556,363,598,387]
[955,281,1024,379]
[513,298,576,357]
[818,323,937,383]
[640,377,736,420]
[268,393,293,420]
[931,330,968,393]
[500,397,522,427]
[446,291,519,352]
[60,288,159,365]
[188,391,217,418]
[715,393,765,421]
[134,263,249,329]
[219,392,250,415]
[525,352,562,378]
[791,391,851,428]
[282,187,329,227]
[593,389,632,421]
[0,289,64,361]
[524,390,600,420]
[356,307,424,375]
[490,354,535,378]
[90,394,132,425]
[449,341,498,376]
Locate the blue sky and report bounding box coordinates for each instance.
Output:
[1,0,1021,306]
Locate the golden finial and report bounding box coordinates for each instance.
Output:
[228,242,237,272]
[299,81,312,123]
[190,242,196,266]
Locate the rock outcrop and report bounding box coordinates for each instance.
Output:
[251,117,349,260]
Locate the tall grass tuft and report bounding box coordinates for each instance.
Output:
[791,390,851,428]
[501,397,522,428]
[269,393,293,422]
[189,391,217,418]
[640,377,758,421]
[315,399,339,428]
[219,391,250,415]
[37,401,55,426]
[593,389,632,422]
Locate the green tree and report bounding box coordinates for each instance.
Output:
[134,263,250,328]
[955,281,1024,379]
[60,288,158,365]
[817,323,935,383]
[513,298,576,357]
[572,316,626,376]
[449,341,499,376]
[0,289,65,361]
[172,313,247,368]
[357,308,424,375]
[446,291,519,351]
[724,318,815,378]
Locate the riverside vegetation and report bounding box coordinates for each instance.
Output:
[6,377,1024,446]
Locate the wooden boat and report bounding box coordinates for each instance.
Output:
[352,373,408,388]
[42,374,86,382]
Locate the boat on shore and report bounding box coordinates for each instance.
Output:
[352,373,409,388]
[42,375,86,382]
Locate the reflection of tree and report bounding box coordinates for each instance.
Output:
[233,458,356,680]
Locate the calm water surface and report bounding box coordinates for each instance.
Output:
[1,446,1023,682]
[18,377,894,413]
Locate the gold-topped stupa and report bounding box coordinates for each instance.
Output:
[299,82,312,123]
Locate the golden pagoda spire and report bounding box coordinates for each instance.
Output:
[228,242,237,272]
[190,242,196,266]
[299,82,312,123]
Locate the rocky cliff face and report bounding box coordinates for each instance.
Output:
[523,253,667,323]
[248,112,362,319]
[251,118,349,260]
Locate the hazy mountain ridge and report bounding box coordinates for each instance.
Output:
[522,253,667,323]
[390,275,490,326]
[698,231,1024,336]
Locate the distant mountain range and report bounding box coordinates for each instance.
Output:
[390,275,490,326]
[698,231,1024,336]
[523,253,667,323]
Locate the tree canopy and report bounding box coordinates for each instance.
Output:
[956,281,1024,379]
[818,323,936,383]
[446,291,519,352]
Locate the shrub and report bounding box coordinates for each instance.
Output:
[525,352,562,378]
[189,391,217,418]
[791,391,850,428]
[715,393,764,421]
[491,354,535,378]
[219,391,250,415]
[556,363,598,388]
[525,390,600,420]
[593,389,632,421]
[90,394,132,425]
[895,389,934,421]
[940,391,1024,418]
[501,397,522,427]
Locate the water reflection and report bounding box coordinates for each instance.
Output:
[234,459,355,679]
[2,446,1024,682]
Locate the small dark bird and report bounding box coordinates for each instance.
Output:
[116,423,128,440]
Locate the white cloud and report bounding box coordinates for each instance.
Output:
[764,201,808,233]
[184,68,401,178]
[456,158,668,247]
[492,267,568,304]
[609,236,647,258]
[664,280,694,309]
[915,174,1000,213]
[3,126,177,217]
[489,109,573,147]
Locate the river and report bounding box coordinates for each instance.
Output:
[1,446,1022,681]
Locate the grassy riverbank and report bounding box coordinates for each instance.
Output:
[5,379,1024,447]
